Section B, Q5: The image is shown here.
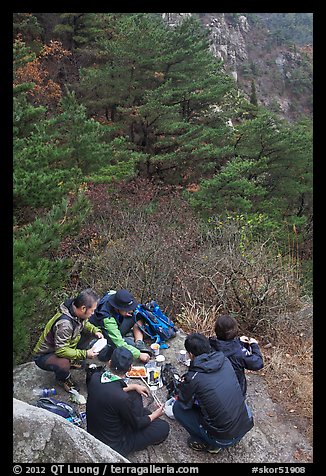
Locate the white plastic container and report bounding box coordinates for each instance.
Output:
[164,397,176,419]
[150,343,160,356]
[147,363,160,386]
[178,349,187,363]
[91,338,108,353]
[155,355,165,366]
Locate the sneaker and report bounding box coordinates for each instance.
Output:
[135,340,153,355]
[187,438,209,452]
[187,437,221,454]
[206,446,222,454]
[57,375,80,393]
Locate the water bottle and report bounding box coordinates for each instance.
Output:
[32,387,57,397]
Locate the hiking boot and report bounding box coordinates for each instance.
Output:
[135,340,152,355]
[57,375,80,393]
[187,437,221,454]
[70,360,85,370]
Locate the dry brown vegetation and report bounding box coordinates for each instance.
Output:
[261,326,313,445]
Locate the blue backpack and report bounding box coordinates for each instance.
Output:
[133,300,177,348]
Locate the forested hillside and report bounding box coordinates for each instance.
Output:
[13,11,312,402]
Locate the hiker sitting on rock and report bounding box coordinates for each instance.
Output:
[33,288,104,392]
[89,289,151,363]
[172,332,254,454]
[209,314,264,397]
[86,347,170,457]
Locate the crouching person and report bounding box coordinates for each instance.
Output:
[173,333,254,454]
[33,288,103,392]
[86,347,170,457]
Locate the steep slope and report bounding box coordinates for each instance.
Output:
[162,13,313,121]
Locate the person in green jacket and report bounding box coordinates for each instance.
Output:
[89,289,151,364]
[33,288,104,392]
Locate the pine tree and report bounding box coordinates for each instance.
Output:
[13,193,91,364]
[188,110,312,244]
[76,14,237,182]
[250,79,258,106]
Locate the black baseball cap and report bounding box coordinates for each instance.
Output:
[110,347,133,372]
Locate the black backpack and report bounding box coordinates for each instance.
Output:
[161,363,182,399]
[85,363,106,385]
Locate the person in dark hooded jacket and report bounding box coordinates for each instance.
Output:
[209,314,264,396]
[172,333,254,454]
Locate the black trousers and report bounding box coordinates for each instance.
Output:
[116,390,170,457]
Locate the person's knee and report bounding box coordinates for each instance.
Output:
[154,419,170,443]
[161,420,170,439]
[172,399,182,420]
[58,358,71,372]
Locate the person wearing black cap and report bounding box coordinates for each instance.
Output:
[89,289,151,364]
[86,347,170,457]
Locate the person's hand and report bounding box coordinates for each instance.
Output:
[94,331,104,339]
[86,348,99,359]
[249,337,258,345]
[139,352,151,363]
[134,384,150,397]
[149,404,165,421]
[240,335,250,344]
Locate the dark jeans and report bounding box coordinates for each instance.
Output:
[173,400,253,449]
[117,390,170,456]
[34,352,71,381]
[33,332,93,382]
[101,317,136,351]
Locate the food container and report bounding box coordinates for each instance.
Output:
[147,363,161,386]
[150,343,160,356]
[155,355,165,367]
[164,397,176,419]
[178,349,187,363]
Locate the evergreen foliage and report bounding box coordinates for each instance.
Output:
[12,13,313,364]
[250,79,258,106]
[248,13,313,46]
[13,193,91,364]
[187,111,312,246]
[53,13,111,51]
[76,14,237,181]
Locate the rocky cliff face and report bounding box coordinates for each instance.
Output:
[162,13,313,121]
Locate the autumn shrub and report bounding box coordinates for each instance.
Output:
[75,185,201,312]
[67,181,305,342]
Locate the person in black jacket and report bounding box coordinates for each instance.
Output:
[209,314,264,397]
[172,333,254,454]
[86,347,170,457]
